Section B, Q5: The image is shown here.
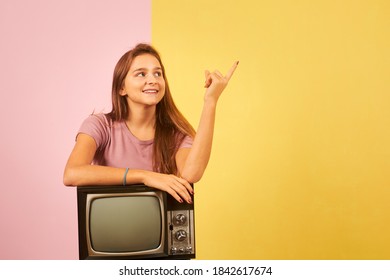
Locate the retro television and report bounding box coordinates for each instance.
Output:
[77,184,195,260]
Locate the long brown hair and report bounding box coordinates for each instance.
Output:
[107,43,195,175]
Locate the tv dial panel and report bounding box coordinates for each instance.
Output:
[167,210,195,255]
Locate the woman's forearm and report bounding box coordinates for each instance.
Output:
[179,61,239,182]
[64,164,194,203]
[63,164,145,187]
[180,100,217,182]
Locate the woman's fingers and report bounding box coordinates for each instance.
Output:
[204,70,212,88]
[204,61,239,88]
[225,61,239,80]
[176,176,194,195]
[150,174,193,203]
[164,187,185,203]
[171,184,192,204]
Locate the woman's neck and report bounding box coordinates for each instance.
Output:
[125,105,156,140]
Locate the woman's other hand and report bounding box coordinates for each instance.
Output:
[142,172,194,204]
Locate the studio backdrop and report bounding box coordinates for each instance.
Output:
[0,0,389,259]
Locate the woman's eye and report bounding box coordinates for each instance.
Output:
[135,71,162,77]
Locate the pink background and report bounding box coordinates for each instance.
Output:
[0,0,150,259]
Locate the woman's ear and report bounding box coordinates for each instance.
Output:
[120,88,127,96]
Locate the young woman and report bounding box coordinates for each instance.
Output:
[63,43,238,204]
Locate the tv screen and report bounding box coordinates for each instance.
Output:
[89,195,162,252]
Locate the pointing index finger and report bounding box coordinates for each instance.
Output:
[225,61,239,80]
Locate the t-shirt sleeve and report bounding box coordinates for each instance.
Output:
[178,135,193,149]
[77,114,109,149]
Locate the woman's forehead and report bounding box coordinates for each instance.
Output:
[130,53,161,69]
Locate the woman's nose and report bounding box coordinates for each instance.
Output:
[146,74,157,84]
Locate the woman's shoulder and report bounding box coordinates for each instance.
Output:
[79,113,118,136]
[83,113,114,126]
[78,113,119,148]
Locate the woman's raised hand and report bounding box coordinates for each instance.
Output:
[204,61,239,104]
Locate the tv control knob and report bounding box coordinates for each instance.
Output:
[179,247,185,253]
[175,230,187,241]
[174,214,187,225]
[171,247,177,254]
[186,246,192,253]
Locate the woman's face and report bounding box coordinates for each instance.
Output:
[121,53,166,108]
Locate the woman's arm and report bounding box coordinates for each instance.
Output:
[176,61,239,183]
[63,133,124,186]
[64,133,193,203]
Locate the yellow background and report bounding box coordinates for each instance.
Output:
[152,0,390,259]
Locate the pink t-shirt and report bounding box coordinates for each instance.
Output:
[77,114,193,170]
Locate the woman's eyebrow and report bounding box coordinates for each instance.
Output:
[132,67,162,73]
